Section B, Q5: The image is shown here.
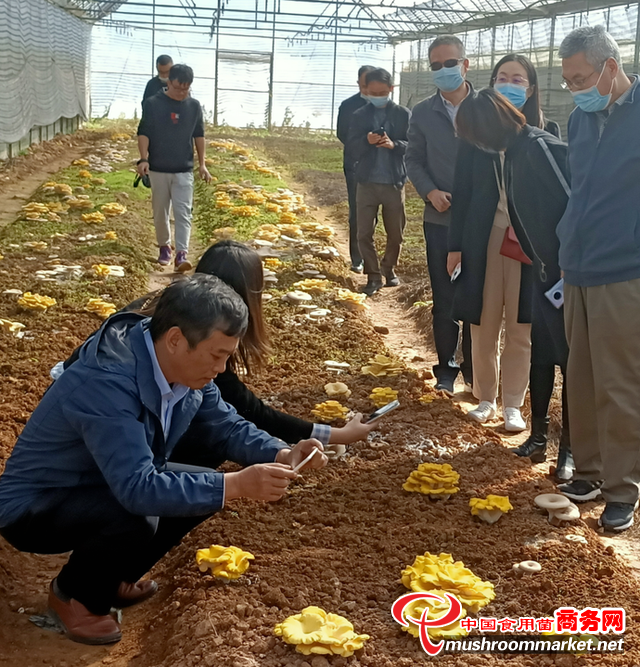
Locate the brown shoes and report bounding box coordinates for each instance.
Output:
[48,580,122,645]
[114,579,158,608]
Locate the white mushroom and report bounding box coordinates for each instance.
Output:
[549,502,580,527]
[282,291,313,305]
[565,534,588,544]
[513,560,542,576]
[475,509,506,524]
[325,444,346,459]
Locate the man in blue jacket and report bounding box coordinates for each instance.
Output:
[0,275,325,644]
[406,35,473,396]
[556,25,640,531]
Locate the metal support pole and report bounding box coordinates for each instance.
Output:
[267,0,276,130]
[151,0,156,76]
[490,26,496,69]
[329,0,339,133]
[546,16,556,110]
[213,0,221,126]
[634,3,640,72]
[392,43,397,102]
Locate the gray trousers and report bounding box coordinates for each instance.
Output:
[565,278,640,504]
[148,171,194,252]
[356,182,406,279]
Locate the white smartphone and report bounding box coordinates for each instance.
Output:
[365,400,400,424]
[451,263,462,283]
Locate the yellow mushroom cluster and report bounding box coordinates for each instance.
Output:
[403,463,460,499]
[22,202,49,219]
[370,386,398,407]
[279,211,298,225]
[361,354,403,377]
[279,223,303,239]
[110,132,131,141]
[91,177,107,186]
[78,169,92,179]
[292,278,331,294]
[255,224,281,242]
[18,292,57,311]
[212,226,236,240]
[215,193,233,209]
[241,190,266,205]
[24,241,48,251]
[46,201,68,213]
[72,159,90,167]
[469,495,513,524]
[67,197,94,210]
[324,382,351,398]
[311,400,349,423]
[103,231,118,240]
[54,183,73,196]
[92,264,112,277]
[335,288,368,312]
[82,212,106,224]
[195,544,254,580]
[419,393,436,404]
[84,298,117,319]
[0,318,26,335]
[265,202,282,213]
[402,552,495,613]
[263,257,282,270]
[232,205,260,218]
[101,203,127,216]
[274,606,369,657]
[402,592,469,641]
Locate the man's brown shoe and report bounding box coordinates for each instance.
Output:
[114,579,158,608]
[48,581,121,645]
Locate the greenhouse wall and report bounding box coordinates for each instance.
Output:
[0,0,90,160]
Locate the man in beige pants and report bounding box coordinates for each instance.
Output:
[556,26,640,531]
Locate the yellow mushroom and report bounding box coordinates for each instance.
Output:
[370,386,398,408]
[324,382,351,399]
[361,354,403,377]
[402,592,469,640]
[195,544,254,580]
[84,298,117,319]
[311,400,348,423]
[469,495,514,524]
[403,463,460,499]
[101,203,127,216]
[17,292,56,311]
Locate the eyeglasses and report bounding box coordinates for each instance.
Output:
[494,76,529,87]
[429,58,463,71]
[560,68,599,91]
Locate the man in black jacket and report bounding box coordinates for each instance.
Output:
[337,65,375,273]
[142,54,173,106]
[406,35,473,395]
[348,68,411,296]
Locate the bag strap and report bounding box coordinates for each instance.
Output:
[536,137,570,197]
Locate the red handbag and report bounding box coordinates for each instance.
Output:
[499,226,532,265]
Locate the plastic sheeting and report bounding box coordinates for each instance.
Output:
[0,0,91,144]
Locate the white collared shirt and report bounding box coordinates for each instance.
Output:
[440,82,470,124]
[143,329,189,438]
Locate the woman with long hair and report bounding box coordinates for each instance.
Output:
[61,240,374,451]
[454,87,573,480]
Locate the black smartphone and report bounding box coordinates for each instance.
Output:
[365,399,400,424]
[377,126,386,136]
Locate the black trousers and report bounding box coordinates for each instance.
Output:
[344,168,363,267]
[529,363,570,436]
[0,427,222,616]
[424,221,472,384]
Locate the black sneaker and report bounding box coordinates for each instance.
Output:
[435,379,455,397]
[384,272,400,287]
[598,502,637,532]
[350,262,364,274]
[361,280,383,297]
[558,479,603,503]
[510,437,547,463]
[555,445,575,482]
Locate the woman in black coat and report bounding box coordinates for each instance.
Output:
[447,54,558,433]
[455,87,573,481]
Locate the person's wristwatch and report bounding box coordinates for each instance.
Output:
[136,158,149,165]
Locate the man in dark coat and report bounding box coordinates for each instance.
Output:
[337,65,375,273]
[142,54,173,106]
[348,68,411,296]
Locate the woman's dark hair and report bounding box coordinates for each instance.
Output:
[195,241,269,375]
[455,88,526,151]
[490,53,545,129]
[149,274,248,347]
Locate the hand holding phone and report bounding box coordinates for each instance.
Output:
[450,263,462,283]
[364,400,400,424]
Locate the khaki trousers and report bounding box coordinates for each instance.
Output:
[148,171,194,252]
[564,279,640,504]
[471,225,532,407]
[356,182,406,279]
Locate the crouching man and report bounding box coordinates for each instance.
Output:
[0,274,326,645]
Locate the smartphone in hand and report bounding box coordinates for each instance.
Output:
[364,400,400,424]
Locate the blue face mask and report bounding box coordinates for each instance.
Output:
[432,65,465,93]
[360,92,368,100]
[494,82,528,109]
[571,65,612,113]
[368,95,389,108]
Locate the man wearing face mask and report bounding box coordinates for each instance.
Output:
[406,35,473,396]
[555,25,640,532]
[142,54,173,106]
[347,68,411,296]
[337,65,376,273]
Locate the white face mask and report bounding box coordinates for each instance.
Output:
[159,77,169,83]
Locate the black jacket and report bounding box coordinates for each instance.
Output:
[337,92,369,171]
[347,100,411,189]
[142,76,166,105]
[448,141,533,326]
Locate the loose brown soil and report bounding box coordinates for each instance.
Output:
[1,129,639,667]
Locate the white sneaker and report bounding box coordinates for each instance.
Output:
[467,401,497,423]
[504,407,527,432]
